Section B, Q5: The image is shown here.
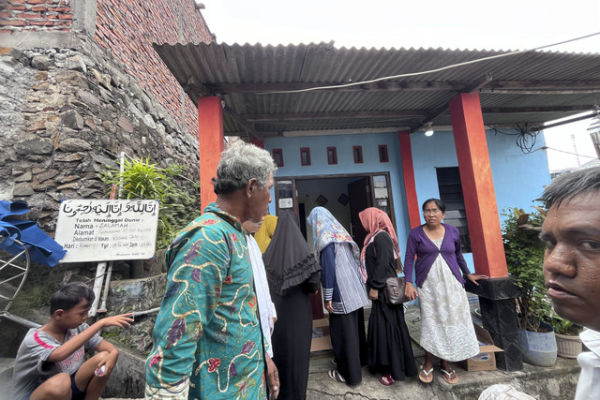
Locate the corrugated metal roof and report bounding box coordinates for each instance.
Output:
[153,42,600,137]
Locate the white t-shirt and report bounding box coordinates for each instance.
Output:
[575,329,600,400]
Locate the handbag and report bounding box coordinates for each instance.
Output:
[383,258,408,305]
[384,276,408,305]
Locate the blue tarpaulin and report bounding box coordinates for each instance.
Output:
[0,200,66,267]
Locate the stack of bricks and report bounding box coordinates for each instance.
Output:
[0,0,73,34]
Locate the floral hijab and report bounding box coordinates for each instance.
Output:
[306,206,367,282]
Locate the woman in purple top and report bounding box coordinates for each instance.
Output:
[404,199,487,384]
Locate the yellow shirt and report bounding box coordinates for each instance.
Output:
[255,215,278,253]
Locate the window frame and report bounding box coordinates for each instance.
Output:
[326,146,338,165]
[300,147,311,166]
[352,145,363,164]
[378,144,389,162]
[272,148,284,167]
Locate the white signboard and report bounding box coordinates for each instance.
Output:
[55,199,160,263]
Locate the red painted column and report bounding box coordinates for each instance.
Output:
[198,96,224,210]
[449,92,508,278]
[398,131,421,229]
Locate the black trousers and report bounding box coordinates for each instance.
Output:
[329,307,367,385]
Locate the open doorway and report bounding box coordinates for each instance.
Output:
[273,172,398,351]
[275,173,396,247]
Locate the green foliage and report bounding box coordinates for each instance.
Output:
[551,310,583,335]
[503,207,553,332]
[102,157,199,249]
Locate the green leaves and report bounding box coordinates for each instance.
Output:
[102,157,199,249]
[503,207,552,332]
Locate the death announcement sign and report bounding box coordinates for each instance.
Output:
[55,199,160,262]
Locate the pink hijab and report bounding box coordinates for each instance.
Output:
[358,207,400,268]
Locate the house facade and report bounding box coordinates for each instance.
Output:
[262,127,551,272]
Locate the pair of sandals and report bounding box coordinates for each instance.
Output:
[418,366,458,384]
[328,369,346,383]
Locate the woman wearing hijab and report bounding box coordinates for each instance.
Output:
[307,206,369,386]
[263,210,321,400]
[359,207,417,386]
[403,199,486,384]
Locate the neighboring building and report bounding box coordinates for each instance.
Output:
[0,0,212,230]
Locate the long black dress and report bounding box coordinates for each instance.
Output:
[365,232,418,380]
[264,210,321,400]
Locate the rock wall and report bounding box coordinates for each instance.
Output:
[0,38,199,232]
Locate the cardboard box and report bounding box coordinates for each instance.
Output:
[460,324,504,371]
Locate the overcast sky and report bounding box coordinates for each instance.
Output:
[199,0,600,171]
[200,0,600,52]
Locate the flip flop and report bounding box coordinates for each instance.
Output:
[440,368,458,384]
[328,369,346,383]
[378,373,395,386]
[418,366,434,384]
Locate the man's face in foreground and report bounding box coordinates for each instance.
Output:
[541,193,600,331]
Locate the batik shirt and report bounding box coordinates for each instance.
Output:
[145,203,266,399]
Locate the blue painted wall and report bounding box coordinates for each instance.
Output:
[265,133,411,248]
[410,129,551,271]
[265,129,551,273]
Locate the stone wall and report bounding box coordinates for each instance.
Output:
[0,37,199,232]
[0,0,213,232]
[0,0,73,34]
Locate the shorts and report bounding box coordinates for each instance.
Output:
[70,373,86,400]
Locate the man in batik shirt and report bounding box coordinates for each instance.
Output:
[145,141,277,399]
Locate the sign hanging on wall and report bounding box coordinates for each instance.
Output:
[54,199,159,263]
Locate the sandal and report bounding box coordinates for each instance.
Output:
[418,366,434,384]
[328,369,346,383]
[378,373,395,386]
[440,368,458,384]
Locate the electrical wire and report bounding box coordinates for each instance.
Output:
[493,124,541,153]
[259,32,600,95]
[538,146,598,159]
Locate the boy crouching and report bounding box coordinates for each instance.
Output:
[12,282,133,400]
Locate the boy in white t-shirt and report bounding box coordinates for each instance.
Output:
[12,282,133,400]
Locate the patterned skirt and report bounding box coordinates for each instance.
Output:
[418,254,479,361]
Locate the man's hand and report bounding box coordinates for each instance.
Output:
[368,288,379,301]
[266,355,279,399]
[404,282,418,301]
[324,300,334,314]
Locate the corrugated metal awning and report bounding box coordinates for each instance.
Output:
[153,42,600,138]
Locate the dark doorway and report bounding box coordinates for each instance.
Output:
[348,176,372,247]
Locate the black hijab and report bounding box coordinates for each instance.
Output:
[263,210,321,296]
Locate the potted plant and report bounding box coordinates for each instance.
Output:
[552,312,583,359]
[503,207,557,367]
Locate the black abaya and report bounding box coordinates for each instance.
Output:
[365,232,417,380]
[271,280,318,400]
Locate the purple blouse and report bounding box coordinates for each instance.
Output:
[403,224,470,288]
